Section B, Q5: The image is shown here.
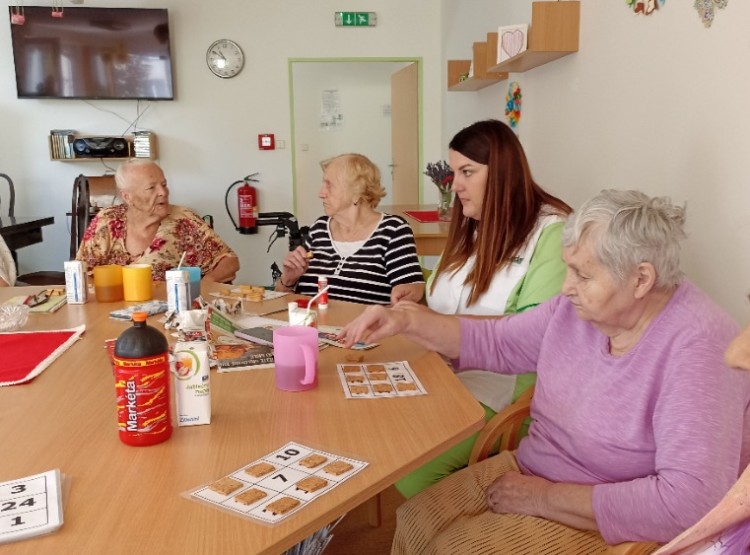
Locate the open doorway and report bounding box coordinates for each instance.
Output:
[289,58,422,227]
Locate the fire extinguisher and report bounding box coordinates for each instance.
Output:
[225,173,259,234]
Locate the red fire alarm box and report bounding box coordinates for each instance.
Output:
[258,134,275,150]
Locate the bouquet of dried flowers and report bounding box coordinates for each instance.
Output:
[424,161,454,194]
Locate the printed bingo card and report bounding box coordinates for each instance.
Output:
[0,469,63,545]
[337,361,427,398]
[189,442,367,524]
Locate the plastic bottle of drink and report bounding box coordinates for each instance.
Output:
[113,311,172,446]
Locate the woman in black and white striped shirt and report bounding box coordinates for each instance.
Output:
[275,153,424,305]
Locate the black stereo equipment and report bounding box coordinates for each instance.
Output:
[73,137,131,158]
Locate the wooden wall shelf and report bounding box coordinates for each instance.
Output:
[448,35,507,91]
[49,131,157,162]
[447,1,580,92]
[488,1,579,74]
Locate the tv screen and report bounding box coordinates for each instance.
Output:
[9,7,174,100]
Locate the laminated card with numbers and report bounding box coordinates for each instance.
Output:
[0,469,63,544]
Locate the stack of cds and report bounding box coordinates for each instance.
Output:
[49,129,76,160]
[133,131,155,158]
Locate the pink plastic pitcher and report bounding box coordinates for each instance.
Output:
[273,326,318,391]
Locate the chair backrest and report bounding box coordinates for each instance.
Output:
[468,386,534,465]
[70,174,117,259]
[0,173,15,217]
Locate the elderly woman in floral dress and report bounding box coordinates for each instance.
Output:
[76,160,238,282]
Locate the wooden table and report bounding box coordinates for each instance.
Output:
[380,204,450,256]
[0,215,55,264]
[0,284,483,554]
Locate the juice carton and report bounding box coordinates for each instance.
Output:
[172,341,211,426]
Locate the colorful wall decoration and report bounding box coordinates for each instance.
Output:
[625,0,666,16]
[505,82,522,129]
[694,0,728,28]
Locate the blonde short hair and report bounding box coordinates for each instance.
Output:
[320,153,386,208]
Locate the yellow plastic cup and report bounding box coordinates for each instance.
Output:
[122,264,153,302]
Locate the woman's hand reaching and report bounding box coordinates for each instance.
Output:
[337,305,408,347]
[338,302,462,358]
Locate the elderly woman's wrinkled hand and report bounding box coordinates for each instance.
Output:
[281,246,311,283]
[485,470,551,517]
[338,305,407,347]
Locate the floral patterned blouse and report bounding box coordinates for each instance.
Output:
[76,204,236,281]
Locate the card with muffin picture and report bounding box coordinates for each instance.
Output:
[187,442,367,524]
[336,361,427,399]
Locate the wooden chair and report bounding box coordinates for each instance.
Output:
[0,173,15,217]
[469,387,661,555]
[15,174,117,286]
[0,172,63,285]
[70,174,118,259]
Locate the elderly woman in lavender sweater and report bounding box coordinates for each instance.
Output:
[340,189,750,553]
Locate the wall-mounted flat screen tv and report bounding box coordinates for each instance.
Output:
[9,7,174,100]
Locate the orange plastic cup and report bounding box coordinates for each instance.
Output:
[93,265,124,302]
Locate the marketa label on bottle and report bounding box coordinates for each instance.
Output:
[114,353,171,445]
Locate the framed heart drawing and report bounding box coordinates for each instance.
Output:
[497,24,528,64]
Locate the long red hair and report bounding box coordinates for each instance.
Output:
[433,120,571,305]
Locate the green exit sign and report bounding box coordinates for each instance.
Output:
[335,12,377,27]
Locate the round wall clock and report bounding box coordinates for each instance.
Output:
[206,39,244,79]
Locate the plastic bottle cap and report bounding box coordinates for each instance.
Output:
[131,312,148,322]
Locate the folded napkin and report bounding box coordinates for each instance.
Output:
[0,325,85,386]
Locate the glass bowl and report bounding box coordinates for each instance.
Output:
[0,304,30,332]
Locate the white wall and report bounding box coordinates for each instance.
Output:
[291,60,411,227]
[443,0,750,323]
[0,0,443,288]
[5,0,750,324]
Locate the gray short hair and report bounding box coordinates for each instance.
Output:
[115,159,159,191]
[561,189,686,288]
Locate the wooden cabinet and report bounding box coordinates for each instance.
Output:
[447,1,580,92]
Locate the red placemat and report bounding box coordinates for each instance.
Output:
[403,210,441,223]
[0,326,85,386]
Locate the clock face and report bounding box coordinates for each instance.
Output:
[206,39,244,79]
